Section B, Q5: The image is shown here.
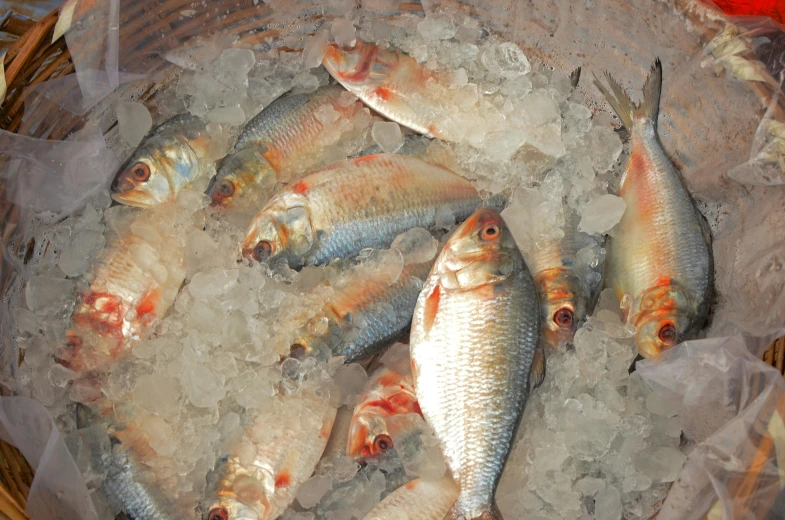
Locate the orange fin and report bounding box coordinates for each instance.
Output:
[530,343,546,392]
[444,501,503,520]
[422,284,441,336]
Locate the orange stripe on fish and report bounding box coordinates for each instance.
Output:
[374,87,393,101]
[292,180,309,195]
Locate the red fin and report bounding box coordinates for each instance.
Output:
[422,285,440,336]
[136,288,160,319]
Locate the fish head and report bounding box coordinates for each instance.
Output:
[209,149,277,207]
[323,41,398,89]
[202,457,273,520]
[241,196,314,267]
[347,410,395,461]
[631,283,693,358]
[535,268,590,349]
[438,208,523,290]
[111,136,200,207]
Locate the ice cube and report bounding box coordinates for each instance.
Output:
[435,206,456,231]
[212,49,255,88]
[188,268,239,299]
[304,26,330,69]
[392,228,438,264]
[578,194,626,235]
[26,276,75,316]
[481,42,531,77]
[207,105,246,125]
[594,485,622,520]
[633,447,686,482]
[331,19,357,48]
[48,363,76,388]
[296,474,332,508]
[371,121,405,154]
[14,307,39,335]
[180,363,225,408]
[417,15,456,41]
[58,231,106,277]
[132,374,180,415]
[315,104,340,125]
[103,205,138,237]
[116,102,153,147]
[141,414,177,456]
[589,126,623,174]
[335,363,367,407]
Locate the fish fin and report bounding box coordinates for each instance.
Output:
[639,58,662,127]
[422,284,441,336]
[592,70,635,130]
[530,343,546,392]
[444,501,503,520]
[569,66,582,88]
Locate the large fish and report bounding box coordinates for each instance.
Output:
[521,210,603,350]
[347,364,422,462]
[284,261,432,363]
[361,476,459,520]
[241,154,481,269]
[208,85,371,207]
[323,41,467,142]
[201,390,336,520]
[594,59,712,358]
[59,209,186,373]
[111,114,215,208]
[410,208,542,520]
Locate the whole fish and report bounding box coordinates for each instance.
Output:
[285,261,432,363]
[208,85,372,207]
[522,210,603,350]
[201,390,337,520]
[410,208,542,520]
[347,364,422,462]
[59,209,186,373]
[594,59,712,358]
[111,114,215,207]
[323,41,467,142]
[361,476,459,520]
[241,154,481,269]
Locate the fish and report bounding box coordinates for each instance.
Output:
[285,260,432,363]
[361,476,459,520]
[593,59,712,358]
[59,208,186,374]
[111,114,215,208]
[346,364,422,462]
[208,85,372,207]
[410,208,543,520]
[323,41,467,142]
[522,210,604,350]
[201,390,337,520]
[241,154,481,269]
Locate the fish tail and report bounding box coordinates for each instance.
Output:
[444,501,503,520]
[593,58,662,130]
[569,66,582,88]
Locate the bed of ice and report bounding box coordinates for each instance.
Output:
[9,8,689,520]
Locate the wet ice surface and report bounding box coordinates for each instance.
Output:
[4,7,693,520]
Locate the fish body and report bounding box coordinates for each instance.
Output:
[242,154,481,269]
[410,208,542,520]
[362,476,459,520]
[112,114,214,207]
[201,390,337,520]
[594,60,712,358]
[323,41,465,142]
[208,85,371,207]
[522,211,603,350]
[61,212,186,374]
[347,364,422,462]
[288,261,432,363]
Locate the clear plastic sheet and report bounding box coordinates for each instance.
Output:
[0,397,97,520]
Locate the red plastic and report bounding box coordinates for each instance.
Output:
[714,0,785,24]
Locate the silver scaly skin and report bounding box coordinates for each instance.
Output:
[241,154,481,269]
[410,208,543,520]
[361,476,459,520]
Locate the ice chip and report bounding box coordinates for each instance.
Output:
[335,363,368,407]
[48,363,76,388]
[141,414,177,456]
[26,276,75,316]
[133,374,180,415]
[296,474,332,508]
[292,71,320,92]
[188,268,239,299]
[435,205,456,231]
[207,105,246,125]
[315,104,341,125]
[392,228,438,264]
[371,121,405,154]
[304,26,330,69]
[417,15,457,41]
[578,194,627,234]
[116,102,153,147]
[58,230,106,277]
[633,447,686,482]
[14,307,39,335]
[180,363,225,408]
[594,485,622,520]
[212,49,255,88]
[481,42,531,77]
[331,19,357,48]
[589,125,623,174]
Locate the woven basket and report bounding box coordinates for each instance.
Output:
[0,0,783,518]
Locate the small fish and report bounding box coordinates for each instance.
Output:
[522,211,603,350]
[347,364,422,462]
[410,208,543,520]
[59,210,186,373]
[208,85,371,207]
[201,390,337,520]
[286,261,432,363]
[111,114,215,207]
[361,476,459,520]
[323,41,466,142]
[594,59,712,358]
[241,154,481,269]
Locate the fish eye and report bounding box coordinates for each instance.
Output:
[215,180,235,200]
[553,308,574,328]
[130,162,151,183]
[207,506,229,520]
[658,323,677,345]
[480,225,499,241]
[252,241,273,262]
[372,434,393,455]
[290,343,307,360]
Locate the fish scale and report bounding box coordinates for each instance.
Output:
[361,477,459,520]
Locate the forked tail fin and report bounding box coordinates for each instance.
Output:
[444,501,503,520]
[592,58,663,131]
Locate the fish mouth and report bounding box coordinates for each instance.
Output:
[111,174,137,195]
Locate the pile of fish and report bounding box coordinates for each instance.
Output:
[14,13,713,520]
